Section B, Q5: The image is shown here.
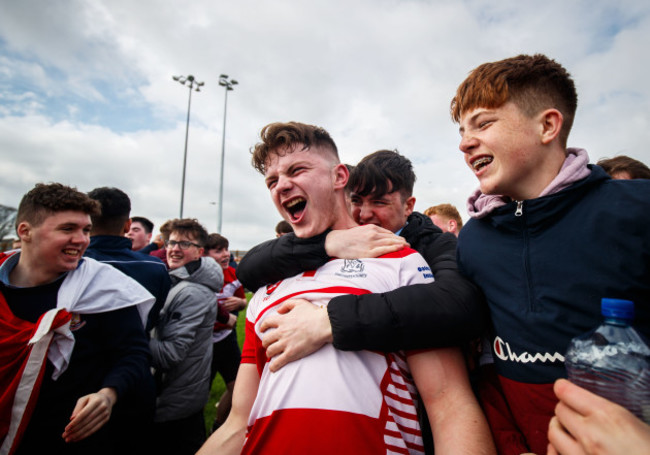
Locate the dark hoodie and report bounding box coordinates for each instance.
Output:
[458,149,650,455]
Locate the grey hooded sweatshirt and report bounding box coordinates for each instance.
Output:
[151,256,223,421]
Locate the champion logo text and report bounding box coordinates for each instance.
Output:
[493,336,565,364]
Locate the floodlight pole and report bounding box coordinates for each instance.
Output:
[217,74,238,233]
[173,74,204,218]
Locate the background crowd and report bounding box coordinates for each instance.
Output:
[2,54,650,455]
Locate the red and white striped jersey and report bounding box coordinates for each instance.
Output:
[241,247,434,454]
[212,266,245,342]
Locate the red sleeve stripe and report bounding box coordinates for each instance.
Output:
[378,246,419,259]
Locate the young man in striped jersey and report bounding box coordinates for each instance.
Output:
[198,122,493,455]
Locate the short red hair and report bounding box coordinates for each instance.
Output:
[450,54,577,148]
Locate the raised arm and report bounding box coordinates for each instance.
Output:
[329,278,486,351]
[237,225,407,292]
[262,273,486,369]
[329,232,486,351]
[260,228,486,370]
[236,231,330,291]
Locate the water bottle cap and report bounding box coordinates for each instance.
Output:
[601,298,635,320]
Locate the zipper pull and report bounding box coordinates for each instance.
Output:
[515,200,523,217]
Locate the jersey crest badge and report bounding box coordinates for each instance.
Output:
[341,259,364,273]
[335,259,367,279]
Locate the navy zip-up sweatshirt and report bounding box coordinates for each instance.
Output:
[458,164,650,454]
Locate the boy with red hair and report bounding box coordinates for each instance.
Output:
[451,54,650,454]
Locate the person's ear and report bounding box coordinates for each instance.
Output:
[448,219,457,232]
[333,163,349,190]
[404,196,416,217]
[16,221,34,243]
[540,108,563,145]
[16,221,32,243]
[123,218,132,235]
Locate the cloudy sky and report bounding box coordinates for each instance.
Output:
[1,0,649,251]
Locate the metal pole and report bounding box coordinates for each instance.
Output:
[180,82,193,218]
[217,87,228,233]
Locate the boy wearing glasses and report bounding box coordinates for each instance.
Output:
[149,218,227,455]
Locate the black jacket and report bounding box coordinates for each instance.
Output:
[237,212,487,351]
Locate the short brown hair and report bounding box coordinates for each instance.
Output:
[17,183,100,229]
[424,203,463,230]
[169,218,209,247]
[597,155,650,180]
[205,233,229,251]
[251,121,339,175]
[450,54,578,148]
[159,219,178,242]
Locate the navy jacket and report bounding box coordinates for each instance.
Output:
[458,165,650,454]
[86,235,171,332]
[459,166,650,383]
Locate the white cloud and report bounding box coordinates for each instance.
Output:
[1,0,649,249]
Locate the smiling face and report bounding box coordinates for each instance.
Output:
[166,231,204,270]
[350,190,414,234]
[17,210,92,283]
[264,144,352,238]
[458,101,563,201]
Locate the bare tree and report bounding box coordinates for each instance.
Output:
[0,204,17,240]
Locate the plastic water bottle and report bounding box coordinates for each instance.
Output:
[564,298,650,424]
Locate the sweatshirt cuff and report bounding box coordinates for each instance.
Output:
[291,229,331,268]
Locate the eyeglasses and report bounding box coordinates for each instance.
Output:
[165,240,201,250]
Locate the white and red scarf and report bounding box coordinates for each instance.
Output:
[0,252,154,455]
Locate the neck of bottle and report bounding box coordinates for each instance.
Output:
[604,316,631,327]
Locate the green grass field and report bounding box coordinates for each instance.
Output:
[203,293,249,434]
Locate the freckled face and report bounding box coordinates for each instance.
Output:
[458,101,544,200]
